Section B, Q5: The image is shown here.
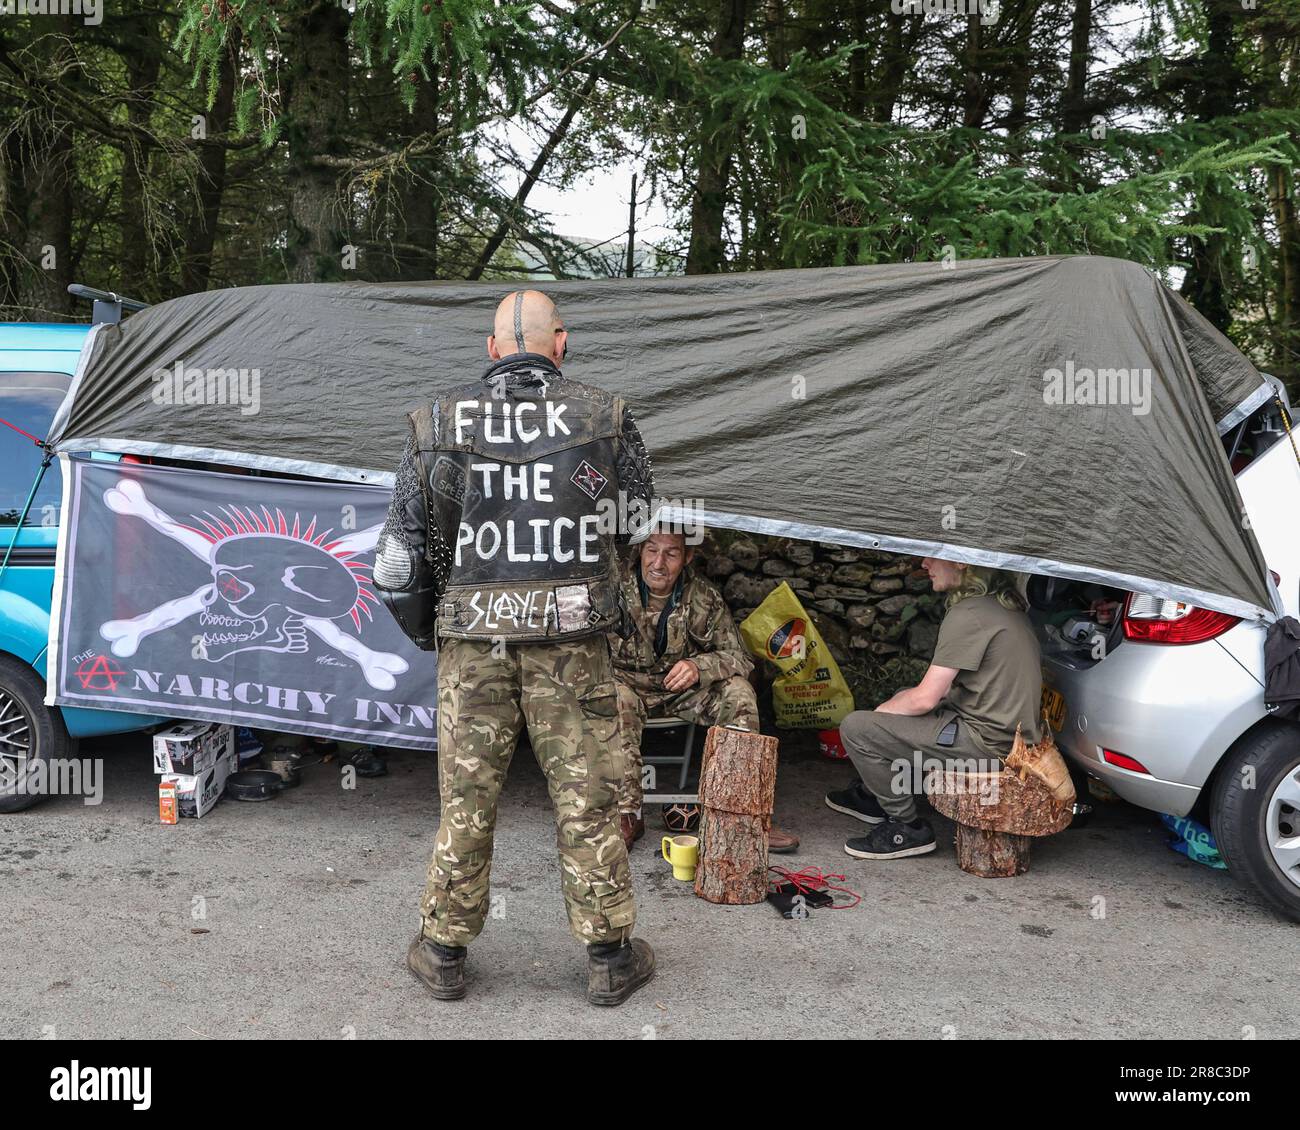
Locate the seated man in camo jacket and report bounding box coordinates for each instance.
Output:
[610,528,799,854]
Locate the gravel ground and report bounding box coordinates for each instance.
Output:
[1,730,1296,1041]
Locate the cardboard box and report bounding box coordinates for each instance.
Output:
[161,747,235,819]
[152,721,234,776]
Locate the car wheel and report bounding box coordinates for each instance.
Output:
[1211,722,1300,922]
[0,655,71,813]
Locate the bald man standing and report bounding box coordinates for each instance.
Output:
[374,290,658,1006]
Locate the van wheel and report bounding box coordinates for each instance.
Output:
[1211,723,1300,922]
[0,656,70,813]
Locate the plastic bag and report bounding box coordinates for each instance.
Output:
[740,582,854,729]
[1159,813,1228,870]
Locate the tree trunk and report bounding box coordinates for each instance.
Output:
[961,14,990,129]
[685,0,749,275]
[0,18,76,319]
[396,76,442,281]
[284,1,352,283]
[848,0,866,118]
[694,726,778,905]
[697,725,778,814]
[181,32,240,294]
[357,64,443,283]
[1258,35,1296,388]
[1059,0,1092,135]
[695,810,770,903]
[927,762,1072,878]
[926,767,1073,835]
[764,0,787,73]
[870,12,908,125]
[1003,0,1039,135]
[1178,0,1240,333]
[119,13,161,294]
[954,827,1033,877]
[1267,117,1300,388]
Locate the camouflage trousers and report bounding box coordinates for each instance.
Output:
[614,673,760,814]
[421,634,635,948]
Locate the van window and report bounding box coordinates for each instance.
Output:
[0,371,66,525]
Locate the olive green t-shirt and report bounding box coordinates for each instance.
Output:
[931,594,1042,758]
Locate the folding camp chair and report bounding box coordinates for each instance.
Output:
[640,715,698,803]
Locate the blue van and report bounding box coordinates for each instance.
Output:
[0,321,160,812]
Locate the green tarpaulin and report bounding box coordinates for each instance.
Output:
[47,255,1278,621]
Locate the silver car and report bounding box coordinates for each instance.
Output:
[1034,392,1300,920]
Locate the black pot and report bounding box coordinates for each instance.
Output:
[225,769,289,802]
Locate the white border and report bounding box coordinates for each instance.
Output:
[1218,379,1277,435]
[657,505,1277,623]
[43,453,74,705]
[47,437,390,486]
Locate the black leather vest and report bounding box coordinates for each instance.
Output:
[412,367,624,642]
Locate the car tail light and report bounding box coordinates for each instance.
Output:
[1102,749,1150,774]
[1121,593,1240,644]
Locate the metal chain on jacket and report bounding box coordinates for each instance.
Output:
[375,435,453,593]
[617,406,656,540]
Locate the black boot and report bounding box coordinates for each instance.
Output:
[587,938,655,1006]
[344,746,388,778]
[407,935,467,1000]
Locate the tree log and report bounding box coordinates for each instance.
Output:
[955,826,1033,878]
[926,768,1072,836]
[694,726,779,905]
[694,810,770,904]
[698,725,778,815]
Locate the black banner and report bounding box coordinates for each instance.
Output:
[48,457,437,749]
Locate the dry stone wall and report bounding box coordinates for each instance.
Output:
[692,530,941,709]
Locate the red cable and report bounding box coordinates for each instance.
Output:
[0,416,43,446]
[768,864,861,909]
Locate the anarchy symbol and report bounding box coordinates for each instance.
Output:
[76,654,125,691]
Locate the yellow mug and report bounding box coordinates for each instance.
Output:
[661,834,699,882]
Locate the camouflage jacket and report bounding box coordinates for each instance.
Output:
[609,558,753,696]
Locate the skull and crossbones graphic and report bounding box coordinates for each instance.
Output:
[97,479,408,691]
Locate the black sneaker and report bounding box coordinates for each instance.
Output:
[844,818,937,860]
[824,780,886,824]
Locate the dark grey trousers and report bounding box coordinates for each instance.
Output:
[839,707,992,822]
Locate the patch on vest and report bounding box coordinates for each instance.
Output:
[556,584,593,632]
[569,459,608,500]
[430,456,466,504]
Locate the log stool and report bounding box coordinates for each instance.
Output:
[926,761,1073,878]
[694,725,779,904]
